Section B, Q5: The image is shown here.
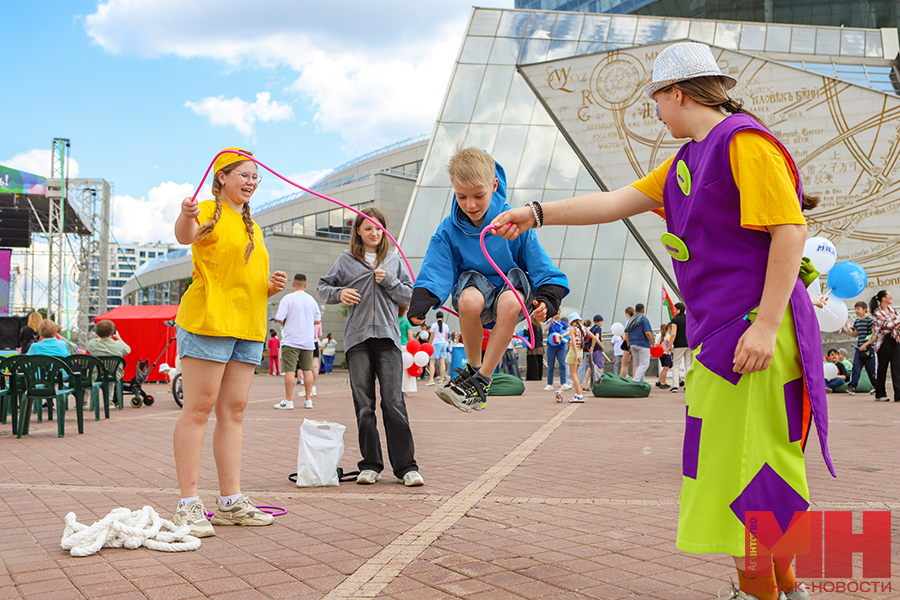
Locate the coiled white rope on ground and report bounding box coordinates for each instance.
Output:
[60,506,202,556]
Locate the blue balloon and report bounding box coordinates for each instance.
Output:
[827,261,868,298]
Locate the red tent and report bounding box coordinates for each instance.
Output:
[93,305,178,382]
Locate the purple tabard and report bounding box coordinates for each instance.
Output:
[662,113,834,476]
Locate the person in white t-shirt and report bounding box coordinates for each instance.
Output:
[611,333,624,376]
[274,273,321,409]
[427,311,450,385]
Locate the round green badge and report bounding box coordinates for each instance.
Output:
[661,232,690,262]
[676,159,691,196]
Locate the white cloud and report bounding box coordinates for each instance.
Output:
[184,92,293,137]
[84,0,512,153]
[111,181,195,244]
[3,149,81,178]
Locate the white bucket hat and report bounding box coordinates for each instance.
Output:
[644,42,737,98]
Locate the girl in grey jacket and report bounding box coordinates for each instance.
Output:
[318,207,423,487]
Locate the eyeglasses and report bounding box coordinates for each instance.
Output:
[234,172,262,183]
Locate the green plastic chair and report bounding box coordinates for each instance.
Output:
[64,355,109,420]
[94,356,126,411]
[0,355,18,432]
[13,355,83,438]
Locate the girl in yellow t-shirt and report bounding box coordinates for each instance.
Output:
[171,147,287,538]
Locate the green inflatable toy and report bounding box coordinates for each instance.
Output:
[591,372,652,398]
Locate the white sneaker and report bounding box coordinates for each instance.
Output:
[543,384,554,391]
[274,399,293,410]
[401,471,424,486]
[304,399,313,409]
[311,385,317,397]
[560,383,572,391]
[356,469,381,484]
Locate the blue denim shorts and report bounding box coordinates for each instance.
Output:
[432,342,448,359]
[451,268,533,326]
[176,326,263,365]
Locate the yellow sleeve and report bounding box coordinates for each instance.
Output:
[630,156,675,204]
[729,131,806,232]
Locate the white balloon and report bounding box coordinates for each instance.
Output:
[402,352,414,369]
[610,322,625,337]
[823,362,839,380]
[804,237,837,275]
[814,297,847,332]
[413,351,430,367]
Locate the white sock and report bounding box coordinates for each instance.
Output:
[179,496,200,508]
[220,493,242,507]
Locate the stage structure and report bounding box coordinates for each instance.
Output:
[1,138,108,346]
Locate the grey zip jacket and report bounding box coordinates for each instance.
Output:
[318,250,413,352]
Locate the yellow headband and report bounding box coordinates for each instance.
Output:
[213,147,254,179]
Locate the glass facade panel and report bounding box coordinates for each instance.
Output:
[608,16,638,43]
[548,40,579,60]
[489,37,524,65]
[292,218,303,236]
[515,127,558,189]
[866,30,882,57]
[714,22,741,49]
[508,188,542,208]
[403,187,452,256]
[473,65,514,123]
[580,14,610,41]
[469,9,501,37]
[463,124,501,155]
[841,30,866,56]
[662,19,690,41]
[553,13,584,40]
[558,259,592,309]
[526,12,557,38]
[492,125,531,186]
[816,28,840,55]
[593,220,629,259]
[562,223,598,259]
[765,25,792,53]
[420,123,469,187]
[740,24,766,51]
[441,64,486,123]
[520,38,551,63]
[546,135,582,190]
[316,212,329,237]
[688,20,715,44]
[497,10,530,37]
[501,74,537,124]
[460,37,495,64]
[790,27,816,53]
[577,41,607,55]
[584,260,623,321]
[634,17,663,44]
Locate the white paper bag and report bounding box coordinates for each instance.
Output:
[295,419,346,487]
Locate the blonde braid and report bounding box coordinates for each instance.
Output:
[241,202,256,263]
[195,198,222,243]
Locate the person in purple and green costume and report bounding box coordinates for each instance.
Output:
[491,42,832,600]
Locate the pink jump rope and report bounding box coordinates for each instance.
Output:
[194,151,537,517]
[192,150,536,350]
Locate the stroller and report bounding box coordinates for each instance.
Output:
[122,359,154,408]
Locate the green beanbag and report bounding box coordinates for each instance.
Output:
[488,373,525,396]
[835,369,873,393]
[591,372,652,398]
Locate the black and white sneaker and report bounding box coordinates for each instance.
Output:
[441,374,490,413]
[435,365,476,404]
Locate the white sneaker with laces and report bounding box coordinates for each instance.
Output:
[543,384,554,391]
[274,399,294,410]
[401,471,424,486]
[356,470,381,484]
[560,383,572,391]
[304,399,313,409]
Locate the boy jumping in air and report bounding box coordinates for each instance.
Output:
[408,146,568,412]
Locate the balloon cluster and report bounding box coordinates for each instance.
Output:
[804,237,868,333]
[402,339,434,377]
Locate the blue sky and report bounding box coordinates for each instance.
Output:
[2,1,510,245]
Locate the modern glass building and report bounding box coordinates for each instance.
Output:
[516,0,900,31]
[397,8,900,328]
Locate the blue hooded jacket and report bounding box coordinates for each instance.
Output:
[414,160,569,309]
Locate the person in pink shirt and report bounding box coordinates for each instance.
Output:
[267,330,281,375]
